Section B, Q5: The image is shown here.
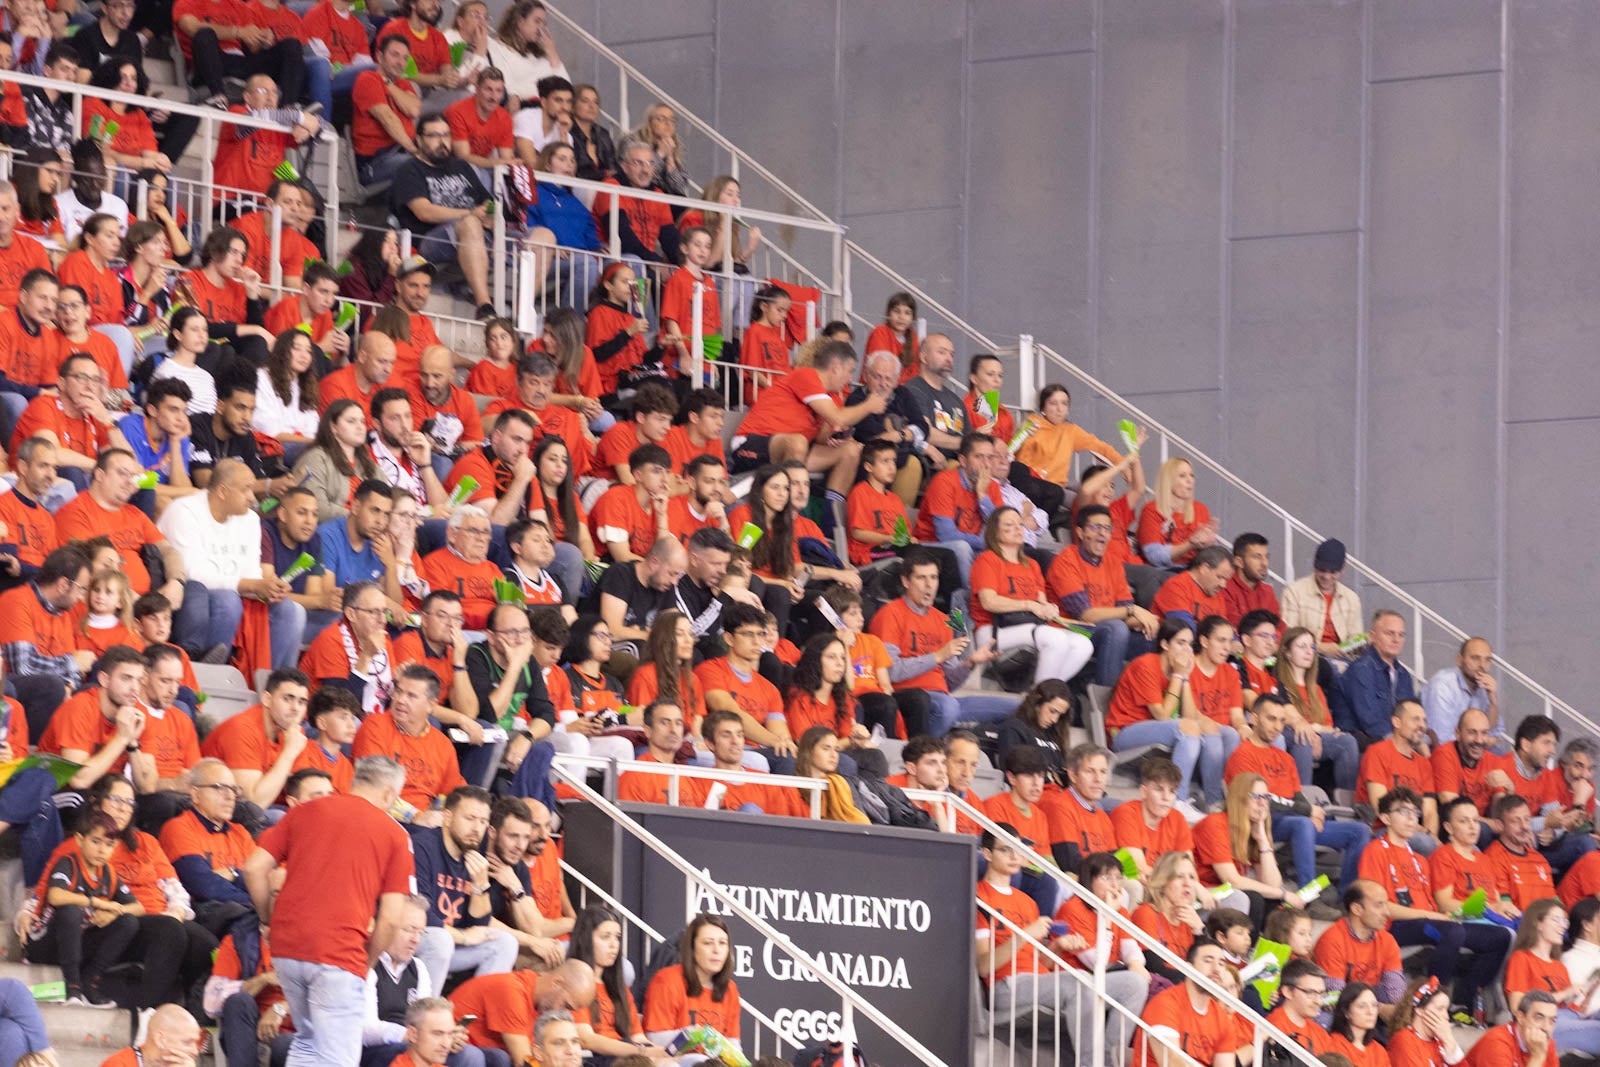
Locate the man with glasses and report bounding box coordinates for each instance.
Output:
[158,457,298,665]
[1265,959,1334,1057]
[419,505,501,631]
[55,448,187,597]
[0,269,64,436]
[214,76,322,200]
[159,757,262,945]
[1047,503,1159,687]
[394,589,479,716]
[199,667,310,818]
[592,135,676,263]
[9,352,130,492]
[462,603,555,784]
[0,544,91,738]
[697,601,791,761]
[391,112,497,320]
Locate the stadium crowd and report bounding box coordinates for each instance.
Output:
[0,3,1593,1067]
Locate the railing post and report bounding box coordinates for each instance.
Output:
[690,282,704,387]
[199,115,216,245]
[838,998,853,1065]
[1092,902,1109,1067]
[134,179,148,221]
[492,165,507,313]
[841,242,852,320]
[325,132,342,253]
[268,203,284,294]
[515,247,538,335]
[805,300,816,341]
[1018,333,1035,416]
[618,71,630,131]
[1283,515,1296,584]
[400,229,414,260]
[719,210,734,324]
[607,194,621,259]
[1412,604,1425,679]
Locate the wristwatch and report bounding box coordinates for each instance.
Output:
[272,1003,287,1018]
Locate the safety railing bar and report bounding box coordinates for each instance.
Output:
[739,1001,794,1054]
[559,753,827,796]
[902,788,1324,1067]
[0,68,300,132]
[523,168,844,235]
[541,4,836,226]
[558,858,664,943]
[976,902,1215,1067]
[842,241,999,349]
[549,762,946,1065]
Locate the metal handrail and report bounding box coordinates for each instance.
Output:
[898,786,1326,1067]
[568,753,828,820]
[0,67,301,131]
[549,761,947,1065]
[541,4,835,227]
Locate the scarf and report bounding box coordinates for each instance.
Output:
[369,430,426,508]
[340,621,393,714]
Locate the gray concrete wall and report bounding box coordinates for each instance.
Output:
[566,0,1597,716]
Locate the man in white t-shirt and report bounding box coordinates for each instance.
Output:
[157,458,300,667]
[511,75,572,160]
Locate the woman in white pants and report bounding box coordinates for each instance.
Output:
[971,506,1093,687]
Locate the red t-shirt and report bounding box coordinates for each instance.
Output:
[351,712,466,809]
[1129,983,1235,1067]
[444,97,513,158]
[1356,740,1435,804]
[1105,652,1169,735]
[1504,950,1571,1004]
[1559,849,1600,909]
[968,550,1047,631]
[0,310,64,388]
[0,234,49,310]
[259,793,415,975]
[1040,788,1116,853]
[593,421,643,484]
[1431,743,1510,814]
[351,71,416,157]
[1045,546,1132,610]
[1187,660,1242,728]
[844,480,907,567]
[11,395,112,456]
[737,366,831,439]
[693,658,782,725]
[1313,918,1402,986]
[911,467,1002,542]
[417,549,501,630]
[230,210,321,286]
[53,494,162,594]
[0,488,58,568]
[1192,812,1250,887]
[1463,1021,1557,1067]
[465,358,517,400]
[589,484,659,560]
[1224,739,1302,799]
[377,17,450,72]
[1358,836,1434,909]
[1150,570,1227,622]
[659,267,721,337]
[201,705,286,772]
[1220,574,1281,628]
[1109,800,1194,866]
[617,752,709,807]
[1430,843,1500,907]
[660,424,723,475]
[975,879,1040,981]
[298,1,370,64]
[58,250,125,328]
[867,598,952,693]
[1137,499,1215,567]
[585,302,647,395]
[213,105,296,197]
[643,965,740,1040]
[172,0,251,60]
[1485,840,1556,909]
[452,970,537,1052]
[782,689,854,739]
[37,690,120,767]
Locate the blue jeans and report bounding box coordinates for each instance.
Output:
[304,56,372,116]
[1553,1011,1600,1058]
[1284,728,1360,792]
[0,977,49,1066]
[277,957,369,1067]
[223,989,293,1067]
[1272,810,1371,891]
[175,581,302,665]
[0,392,25,446]
[1112,720,1240,806]
[0,766,62,885]
[357,146,411,187]
[1089,618,1153,687]
[925,690,1016,737]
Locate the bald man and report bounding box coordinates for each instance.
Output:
[157,458,301,666]
[448,960,595,1067]
[102,1002,200,1066]
[320,332,398,423]
[415,345,485,458]
[1422,636,1505,749]
[595,535,687,668]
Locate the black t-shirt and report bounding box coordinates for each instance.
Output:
[464,641,554,731]
[190,414,286,479]
[487,856,532,922]
[72,22,143,76]
[390,157,489,235]
[587,561,673,635]
[895,376,967,445]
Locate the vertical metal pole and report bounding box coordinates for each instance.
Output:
[1412,604,1424,678]
[690,282,704,387]
[806,300,816,341]
[400,230,414,260]
[268,203,284,294]
[1283,515,1296,583]
[1091,905,1108,1067]
[841,242,853,320]
[618,72,630,132]
[325,129,342,253]
[608,195,621,259]
[1018,334,1035,415]
[492,165,507,312]
[199,115,216,245]
[720,211,734,328]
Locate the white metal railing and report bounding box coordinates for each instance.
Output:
[556,752,827,819]
[900,786,1323,1067]
[550,759,947,1065]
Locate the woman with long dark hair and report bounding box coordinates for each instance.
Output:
[337,227,401,313]
[567,905,669,1060]
[535,305,607,430]
[290,398,381,522]
[13,147,63,240]
[624,611,704,729]
[643,913,741,1051]
[1328,983,1391,1067]
[253,328,320,442]
[736,465,798,592]
[562,615,626,721]
[995,678,1073,781]
[528,436,593,561]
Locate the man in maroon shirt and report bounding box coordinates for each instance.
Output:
[1221,532,1281,628]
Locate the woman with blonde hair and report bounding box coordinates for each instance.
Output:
[1130,850,1205,983]
[1191,772,1293,928]
[1137,457,1220,569]
[633,102,690,200]
[1272,625,1359,804]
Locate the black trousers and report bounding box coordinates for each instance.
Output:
[130,913,217,1009]
[857,689,932,739]
[188,31,305,104]
[12,674,65,751]
[26,906,138,988]
[1388,917,1511,1011]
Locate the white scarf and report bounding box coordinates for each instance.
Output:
[340,621,393,715]
[369,430,426,509]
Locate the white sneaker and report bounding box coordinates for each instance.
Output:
[1174,799,1208,824]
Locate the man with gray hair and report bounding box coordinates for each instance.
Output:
[245,755,417,1067]
[592,134,676,262]
[157,456,299,665]
[0,180,50,316]
[419,503,502,630]
[395,996,483,1067]
[530,1010,582,1067]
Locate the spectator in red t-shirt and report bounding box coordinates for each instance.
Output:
[592,137,675,263]
[729,343,883,500]
[172,0,306,109]
[1149,545,1234,627]
[1049,503,1158,687]
[970,505,1092,688]
[447,68,515,179]
[352,35,423,186]
[1221,532,1281,628]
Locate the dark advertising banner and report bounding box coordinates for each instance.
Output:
[564,804,976,1066]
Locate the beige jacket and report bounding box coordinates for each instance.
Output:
[1280,576,1363,643]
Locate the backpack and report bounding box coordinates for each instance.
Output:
[853,775,936,831]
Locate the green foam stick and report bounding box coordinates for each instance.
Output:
[295,322,313,335]
[450,41,468,66]
[1246,938,1291,1004]
[947,608,967,635]
[981,389,1000,421]
[403,54,418,78]
[280,552,317,584]
[89,114,105,142]
[1113,847,1140,878]
[1456,887,1488,919]
[583,559,608,581]
[891,514,910,547]
[447,475,479,508]
[701,333,723,362]
[633,277,648,313]
[134,470,159,489]
[493,577,526,604]
[1118,418,1140,454]
[333,300,359,331]
[335,260,354,277]
[273,159,301,182]
[736,522,762,549]
[1293,873,1331,905]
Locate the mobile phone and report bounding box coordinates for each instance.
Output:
[1048,922,1069,938]
[457,1015,477,1028]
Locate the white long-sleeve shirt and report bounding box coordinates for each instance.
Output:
[362,952,434,1046]
[156,492,262,592]
[253,368,320,439]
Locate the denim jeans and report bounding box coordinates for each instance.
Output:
[304,55,373,116]
[1284,728,1360,791]
[175,581,302,664]
[926,690,1017,737]
[1386,917,1510,1012]
[1553,1011,1600,1058]
[277,957,369,1067]
[1271,810,1371,891]
[1111,720,1240,806]
[357,146,411,187]
[1541,829,1599,882]
[414,927,518,996]
[1089,618,1153,687]
[0,978,49,1067]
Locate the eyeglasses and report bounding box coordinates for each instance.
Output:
[1248,793,1270,802]
[424,610,465,626]
[1393,806,1421,818]
[348,605,387,619]
[102,795,135,809]
[495,628,531,639]
[1081,523,1113,534]
[458,526,493,537]
[62,371,104,385]
[199,783,242,797]
[729,628,763,639]
[1288,985,1327,997]
[591,631,613,642]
